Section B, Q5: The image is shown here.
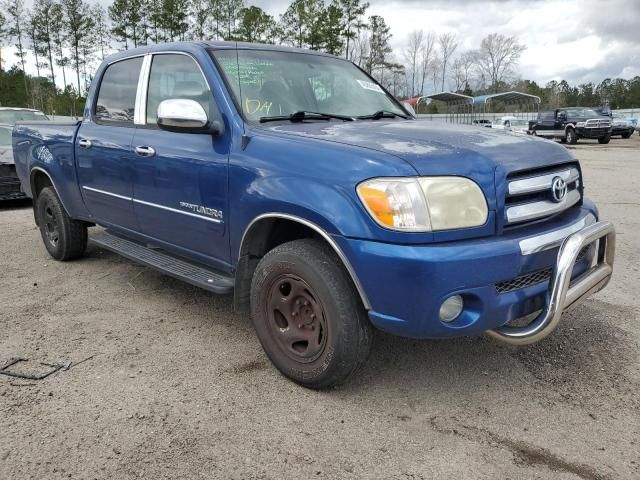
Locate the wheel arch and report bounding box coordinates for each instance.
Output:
[234,213,371,313]
[30,167,59,225]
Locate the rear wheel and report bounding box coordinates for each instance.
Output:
[250,239,373,389]
[621,131,631,139]
[565,128,578,145]
[36,187,87,261]
[598,134,611,144]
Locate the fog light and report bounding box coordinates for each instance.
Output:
[439,295,463,322]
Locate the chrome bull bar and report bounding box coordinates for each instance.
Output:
[487,221,615,346]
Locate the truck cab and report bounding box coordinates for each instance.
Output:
[12,42,616,388]
[533,107,612,144]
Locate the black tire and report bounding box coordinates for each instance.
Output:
[36,187,87,261]
[598,134,611,144]
[621,131,631,139]
[250,239,373,389]
[565,128,578,145]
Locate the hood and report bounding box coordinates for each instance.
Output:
[264,119,575,178]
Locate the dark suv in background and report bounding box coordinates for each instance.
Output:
[532,107,612,144]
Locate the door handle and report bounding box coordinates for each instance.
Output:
[135,146,156,157]
[78,138,92,149]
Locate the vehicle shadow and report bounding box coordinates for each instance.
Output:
[0,198,32,210]
[347,299,638,405]
[84,245,638,407]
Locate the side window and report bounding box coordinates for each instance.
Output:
[146,54,211,125]
[95,57,143,125]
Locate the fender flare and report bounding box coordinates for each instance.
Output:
[29,166,73,221]
[239,212,372,310]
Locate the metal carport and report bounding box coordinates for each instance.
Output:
[472,91,541,122]
[424,92,474,124]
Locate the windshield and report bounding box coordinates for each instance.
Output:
[0,110,48,125]
[565,108,599,118]
[0,126,11,146]
[211,49,406,122]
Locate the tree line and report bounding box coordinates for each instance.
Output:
[1,0,639,116]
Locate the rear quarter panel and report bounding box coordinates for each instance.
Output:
[12,121,91,219]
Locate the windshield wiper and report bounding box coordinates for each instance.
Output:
[357,110,409,120]
[259,111,354,123]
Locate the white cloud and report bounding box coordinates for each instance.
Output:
[1,0,638,91]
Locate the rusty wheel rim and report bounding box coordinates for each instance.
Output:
[265,274,328,363]
[43,205,59,247]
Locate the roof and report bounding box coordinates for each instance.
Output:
[104,41,338,64]
[473,91,541,105]
[425,92,474,105]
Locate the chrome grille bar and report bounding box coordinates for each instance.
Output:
[508,167,580,196]
[506,189,581,224]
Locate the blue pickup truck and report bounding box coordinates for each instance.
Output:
[13,42,616,388]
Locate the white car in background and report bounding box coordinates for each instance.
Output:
[0,108,49,201]
[491,116,530,135]
[610,112,635,139]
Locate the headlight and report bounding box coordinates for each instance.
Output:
[357,177,488,232]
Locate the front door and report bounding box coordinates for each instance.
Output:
[76,56,143,230]
[131,53,229,264]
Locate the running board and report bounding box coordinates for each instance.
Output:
[89,230,234,294]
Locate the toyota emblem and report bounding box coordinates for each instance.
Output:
[551,176,567,203]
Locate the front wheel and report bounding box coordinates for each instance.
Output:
[250,239,373,389]
[598,134,611,144]
[566,128,578,145]
[621,131,631,139]
[36,187,88,261]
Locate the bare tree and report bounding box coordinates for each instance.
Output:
[438,32,458,91]
[403,30,424,97]
[450,51,475,92]
[418,31,435,95]
[430,57,441,92]
[473,33,526,92]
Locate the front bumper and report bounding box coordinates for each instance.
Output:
[0,164,26,200]
[578,127,610,138]
[612,126,633,135]
[337,203,614,340]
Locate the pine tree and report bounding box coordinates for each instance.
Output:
[365,15,392,80]
[2,0,29,98]
[323,4,344,55]
[61,0,94,96]
[233,6,276,43]
[334,0,368,61]
[92,5,111,59]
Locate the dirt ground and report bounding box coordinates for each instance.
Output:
[1,134,639,480]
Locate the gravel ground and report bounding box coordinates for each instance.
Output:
[1,135,639,480]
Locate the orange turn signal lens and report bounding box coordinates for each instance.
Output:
[358,186,394,226]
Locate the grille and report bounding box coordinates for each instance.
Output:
[505,164,581,226]
[585,119,611,128]
[495,246,591,294]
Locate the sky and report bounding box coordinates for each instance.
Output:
[2,0,639,91]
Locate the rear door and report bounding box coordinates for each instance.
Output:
[76,56,143,230]
[130,53,229,263]
[535,111,557,137]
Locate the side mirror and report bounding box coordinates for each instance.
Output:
[157,99,224,135]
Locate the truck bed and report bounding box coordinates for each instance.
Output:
[12,120,81,199]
